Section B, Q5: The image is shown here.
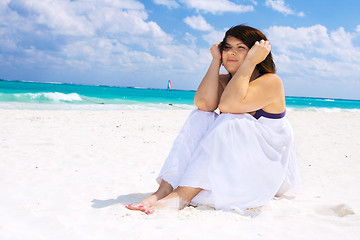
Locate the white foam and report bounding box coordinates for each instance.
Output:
[43,92,82,102]
[19,92,83,102]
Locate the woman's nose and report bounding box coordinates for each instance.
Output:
[228,48,236,54]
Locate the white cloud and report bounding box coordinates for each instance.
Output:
[28,1,94,37]
[267,25,360,61]
[179,0,254,14]
[183,32,197,47]
[184,15,213,31]
[265,0,304,17]
[153,0,180,9]
[357,25,360,33]
[0,0,173,54]
[202,29,226,45]
[2,0,152,38]
[250,0,258,5]
[265,25,360,98]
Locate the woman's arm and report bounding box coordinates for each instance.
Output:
[194,42,223,111]
[219,40,284,114]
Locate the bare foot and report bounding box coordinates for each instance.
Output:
[125,194,158,212]
[125,180,173,213]
[140,194,184,214]
[139,186,202,215]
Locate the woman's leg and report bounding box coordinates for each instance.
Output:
[126,110,217,213]
[156,109,218,188]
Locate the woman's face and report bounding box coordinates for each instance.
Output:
[221,36,249,75]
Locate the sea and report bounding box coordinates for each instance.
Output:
[1,79,360,112]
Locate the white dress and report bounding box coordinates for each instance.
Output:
[157,109,301,213]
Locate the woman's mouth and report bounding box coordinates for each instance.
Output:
[227,58,238,62]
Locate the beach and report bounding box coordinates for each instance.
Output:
[1,108,359,240]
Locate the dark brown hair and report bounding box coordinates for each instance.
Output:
[220,25,276,74]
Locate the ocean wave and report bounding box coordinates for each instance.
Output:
[33,92,81,102]
[10,92,83,103]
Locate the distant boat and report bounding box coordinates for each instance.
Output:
[167,80,172,91]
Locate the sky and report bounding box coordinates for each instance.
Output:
[0,0,359,100]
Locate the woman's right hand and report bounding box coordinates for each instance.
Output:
[210,42,222,61]
[245,39,271,65]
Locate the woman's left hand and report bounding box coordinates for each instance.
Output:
[245,39,271,65]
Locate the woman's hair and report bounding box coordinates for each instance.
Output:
[220,25,276,74]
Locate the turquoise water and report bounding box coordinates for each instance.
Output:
[1,79,360,111]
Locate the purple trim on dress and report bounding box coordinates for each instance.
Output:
[253,109,286,120]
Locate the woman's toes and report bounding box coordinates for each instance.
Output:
[125,204,134,209]
[137,205,155,214]
[125,204,142,210]
[145,209,155,215]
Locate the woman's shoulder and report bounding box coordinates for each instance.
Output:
[258,72,281,81]
[252,73,285,103]
[255,73,283,89]
[260,74,286,109]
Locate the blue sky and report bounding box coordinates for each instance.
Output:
[0,0,359,100]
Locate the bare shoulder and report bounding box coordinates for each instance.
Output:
[258,73,282,83]
[257,74,286,111]
[254,73,284,92]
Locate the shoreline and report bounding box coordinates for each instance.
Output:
[1,102,360,112]
[1,109,359,239]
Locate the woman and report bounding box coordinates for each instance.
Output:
[126,25,301,215]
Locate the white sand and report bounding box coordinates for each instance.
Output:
[1,109,359,240]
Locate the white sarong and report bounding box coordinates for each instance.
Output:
[157,109,301,212]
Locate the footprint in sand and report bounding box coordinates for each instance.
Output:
[315,204,355,217]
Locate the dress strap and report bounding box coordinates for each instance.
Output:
[253,109,286,120]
